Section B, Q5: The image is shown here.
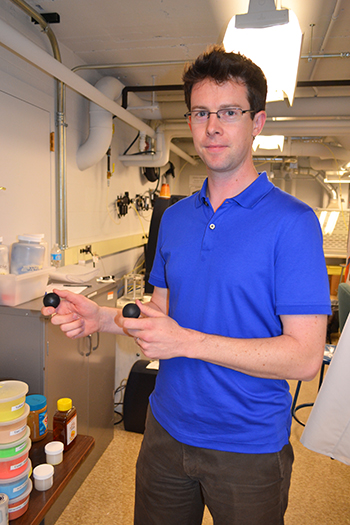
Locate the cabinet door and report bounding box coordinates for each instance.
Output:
[87,287,116,444]
[0,307,45,393]
[45,321,89,435]
[88,331,115,440]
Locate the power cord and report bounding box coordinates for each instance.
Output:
[114,379,127,425]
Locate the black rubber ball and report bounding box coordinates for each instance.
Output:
[43,292,60,308]
[122,303,140,318]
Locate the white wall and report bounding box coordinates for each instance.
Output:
[0,4,184,278]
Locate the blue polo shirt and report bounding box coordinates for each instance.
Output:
[149,173,331,453]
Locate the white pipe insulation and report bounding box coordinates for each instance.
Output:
[254,141,350,161]
[0,19,155,138]
[77,76,164,170]
[118,123,196,167]
[78,79,196,170]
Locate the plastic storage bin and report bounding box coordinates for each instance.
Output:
[0,427,30,458]
[0,267,50,306]
[10,234,46,275]
[8,478,32,520]
[0,381,28,422]
[0,404,29,444]
[0,440,31,479]
[0,458,31,499]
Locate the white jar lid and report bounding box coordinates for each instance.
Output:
[45,441,64,455]
[33,463,54,480]
[18,234,44,243]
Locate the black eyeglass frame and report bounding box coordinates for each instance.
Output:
[184,108,256,122]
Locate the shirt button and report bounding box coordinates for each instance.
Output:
[209,223,215,230]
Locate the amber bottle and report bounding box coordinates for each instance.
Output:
[53,398,77,451]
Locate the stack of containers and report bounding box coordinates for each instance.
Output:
[0,381,33,521]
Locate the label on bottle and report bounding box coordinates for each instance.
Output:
[51,254,62,261]
[39,409,48,436]
[66,414,77,446]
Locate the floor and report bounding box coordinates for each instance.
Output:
[54,370,350,525]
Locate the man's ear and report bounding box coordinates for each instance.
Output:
[252,110,267,138]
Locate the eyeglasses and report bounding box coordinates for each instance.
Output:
[184,108,255,124]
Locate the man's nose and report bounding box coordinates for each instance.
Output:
[205,113,222,135]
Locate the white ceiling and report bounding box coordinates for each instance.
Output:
[7,0,350,172]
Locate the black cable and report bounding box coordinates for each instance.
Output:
[123,131,140,155]
[114,383,126,425]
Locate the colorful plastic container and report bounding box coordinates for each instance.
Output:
[0,381,28,422]
[0,459,31,499]
[0,427,30,458]
[8,478,32,520]
[0,404,29,444]
[0,440,31,479]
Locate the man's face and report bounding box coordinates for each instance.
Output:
[188,78,265,177]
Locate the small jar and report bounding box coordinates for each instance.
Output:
[45,441,64,466]
[53,398,77,452]
[10,234,45,275]
[26,394,48,442]
[33,464,54,491]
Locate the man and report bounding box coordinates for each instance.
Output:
[43,46,331,524]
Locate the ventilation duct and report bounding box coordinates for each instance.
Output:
[77,78,196,170]
[253,141,350,165]
[118,123,196,167]
[77,77,163,171]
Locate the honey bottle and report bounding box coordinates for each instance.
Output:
[53,398,77,451]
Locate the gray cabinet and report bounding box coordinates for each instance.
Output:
[0,280,117,456]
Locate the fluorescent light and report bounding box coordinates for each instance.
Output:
[324,179,350,183]
[252,135,284,151]
[223,2,302,105]
[318,211,340,235]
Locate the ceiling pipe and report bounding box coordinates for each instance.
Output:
[77,77,194,170]
[263,119,350,136]
[0,18,155,139]
[8,0,68,250]
[254,141,350,161]
[77,76,163,171]
[119,123,196,167]
[308,0,344,82]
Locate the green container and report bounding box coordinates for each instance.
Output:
[0,426,30,458]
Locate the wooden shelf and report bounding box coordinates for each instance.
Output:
[14,431,94,525]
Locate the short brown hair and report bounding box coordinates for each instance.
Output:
[183,45,267,118]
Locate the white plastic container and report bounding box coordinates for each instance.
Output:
[0,268,50,306]
[33,464,54,491]
[0,238,9,275]
[10,234,46,275]
[45,441,64,465]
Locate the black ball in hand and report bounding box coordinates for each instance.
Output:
[122,303,140,318]
[43,292,60,308]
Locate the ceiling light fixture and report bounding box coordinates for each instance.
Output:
[223,0,302,105]
[252,135,285,151]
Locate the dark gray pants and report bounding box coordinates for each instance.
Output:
[134,408,294,525]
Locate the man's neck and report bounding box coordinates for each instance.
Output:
[207,167,259,212]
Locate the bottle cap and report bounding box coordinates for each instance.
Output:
[57,398,72,411]
[26,394,47,411]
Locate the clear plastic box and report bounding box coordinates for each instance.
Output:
[0,268,50,306]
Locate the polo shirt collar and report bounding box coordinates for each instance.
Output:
[196,172,273,209]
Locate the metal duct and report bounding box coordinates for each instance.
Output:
[77,76,164,171]
[119,123,196,167]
